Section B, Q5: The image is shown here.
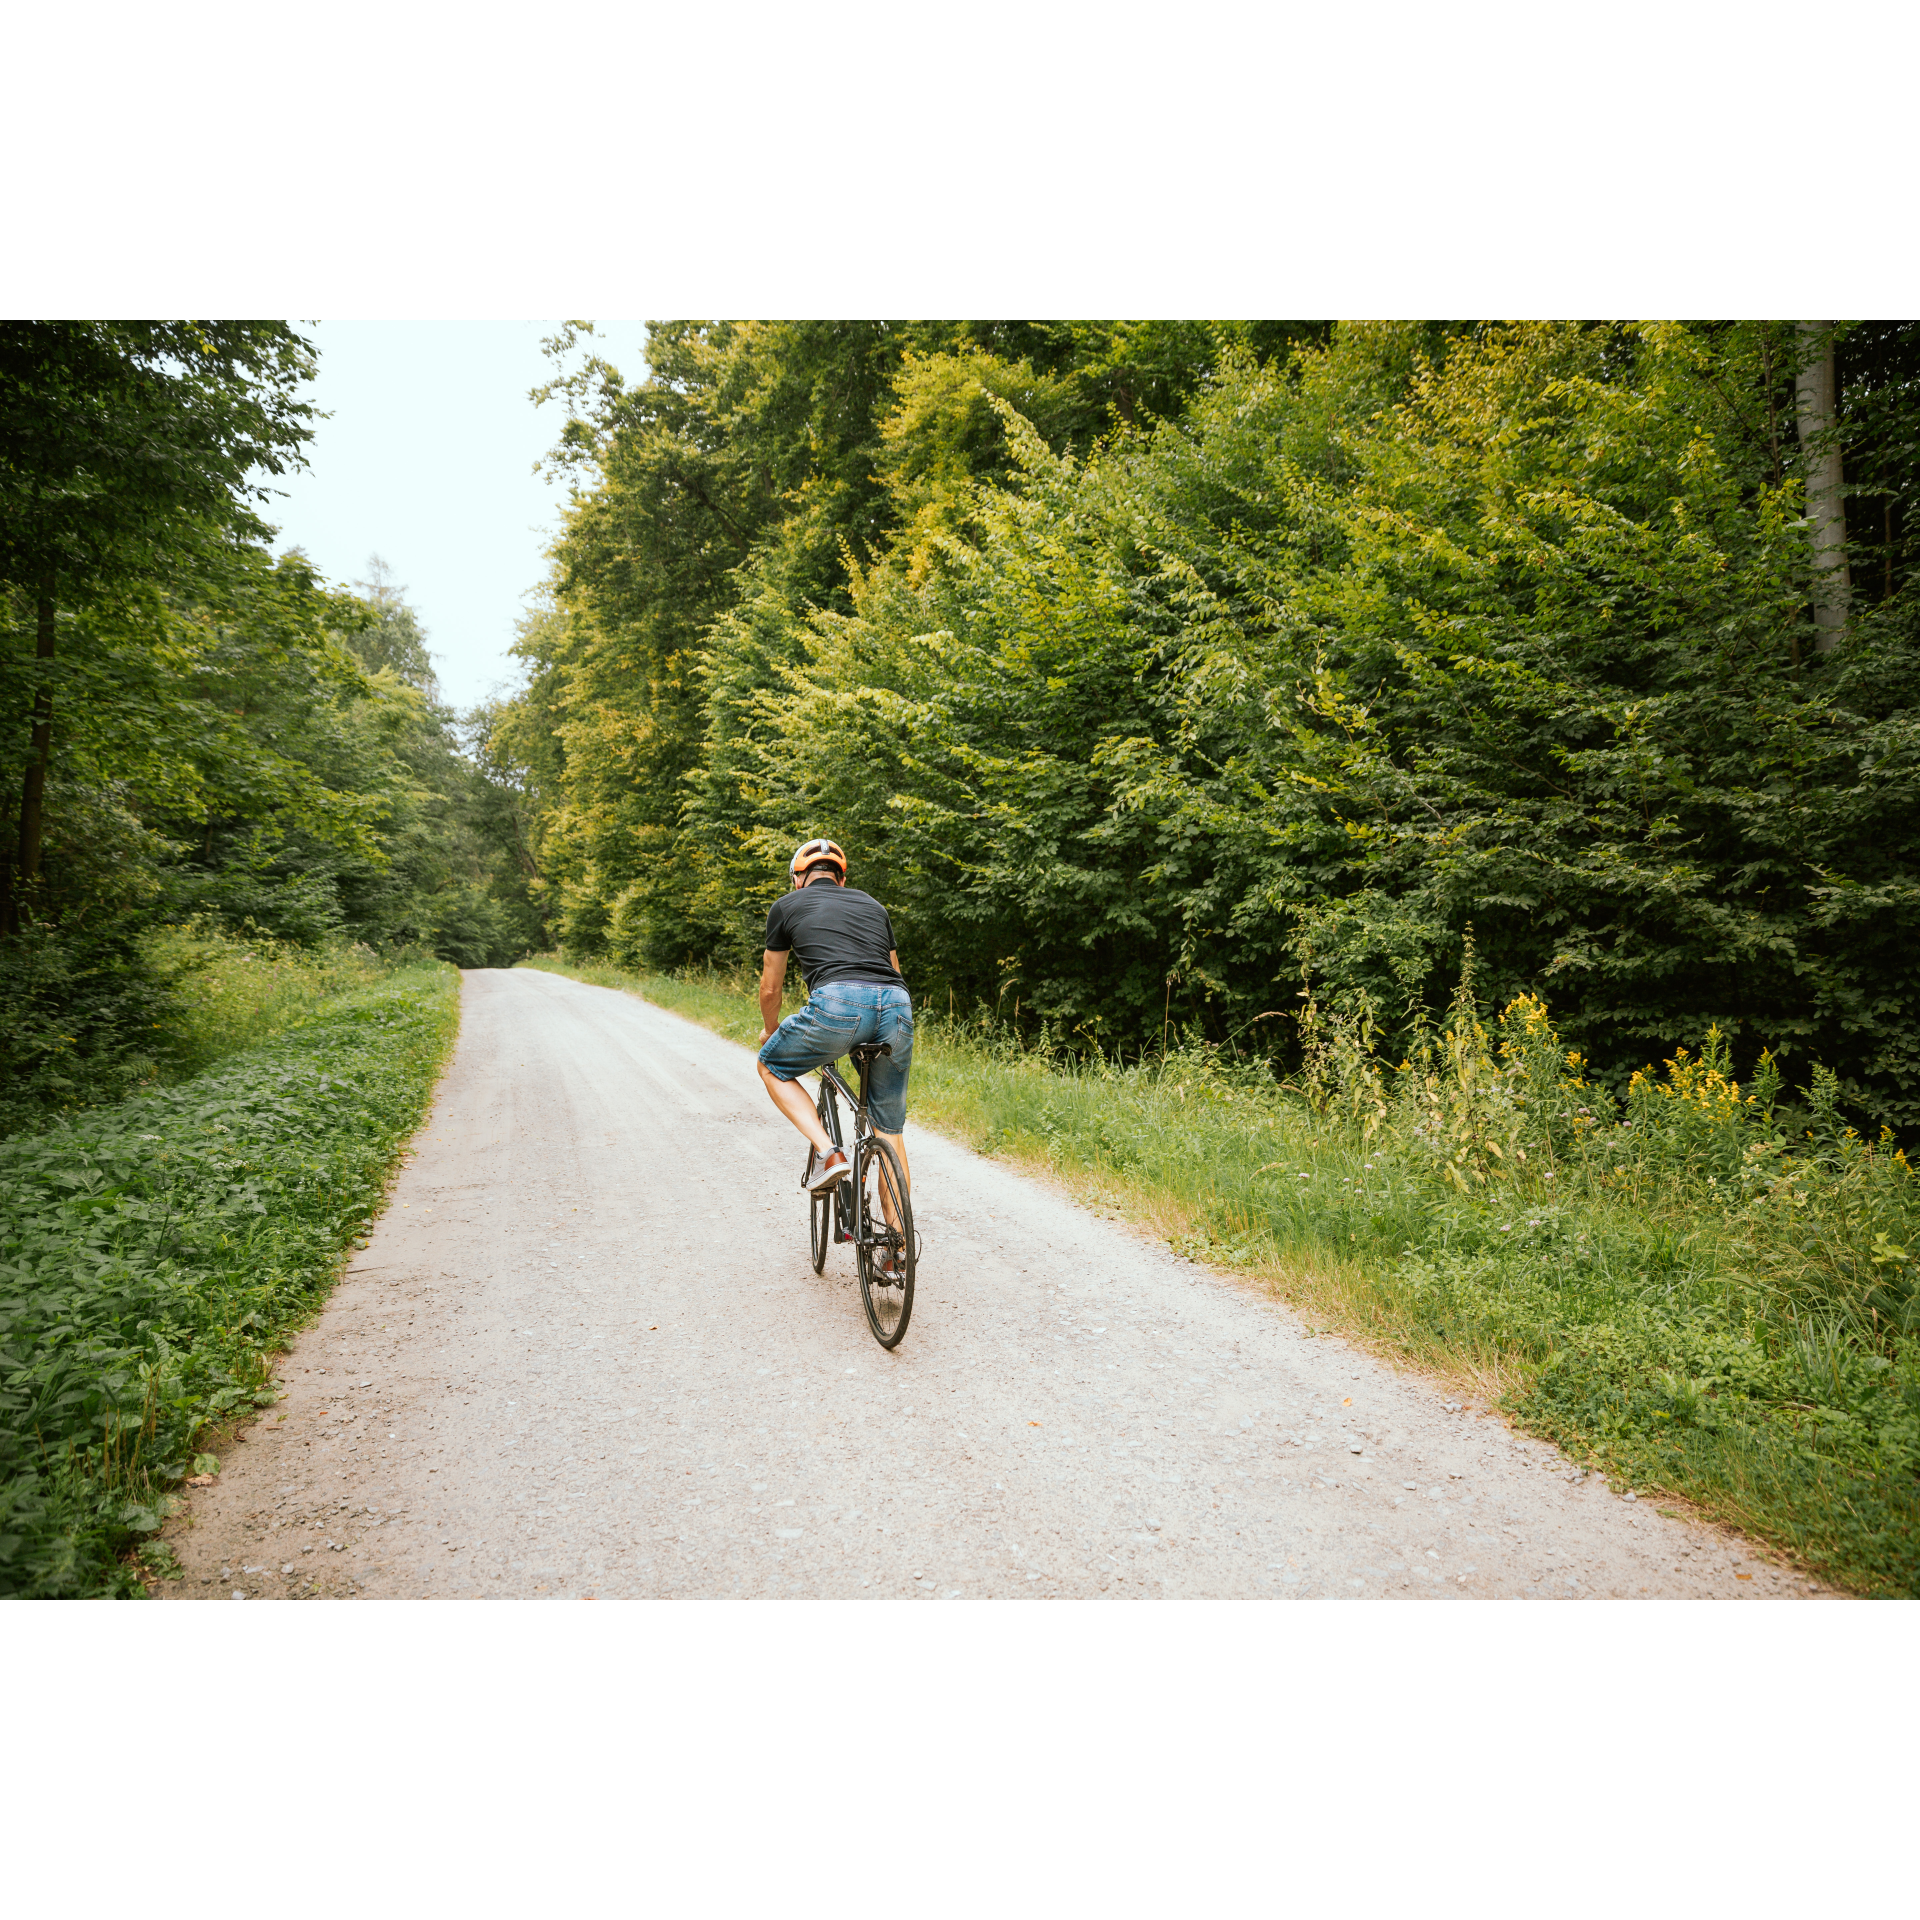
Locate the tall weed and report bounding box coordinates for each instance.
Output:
[145,920,386,1078]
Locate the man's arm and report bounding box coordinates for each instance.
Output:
[759,948,790,1039]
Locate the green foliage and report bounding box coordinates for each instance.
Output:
[1,321,323,942]
[503,319,1920,1129]
[515,322,915,968]
[0,961,456,1597]
[0,918,179,1131]
[344,556,438,694]
[509,321,1285,975]
[0,320,315,604]
[144,920,385,1079]
[133,552,539,966]
[0,546,538,1131]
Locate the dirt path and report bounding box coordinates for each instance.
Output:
[160,968,1829,1601]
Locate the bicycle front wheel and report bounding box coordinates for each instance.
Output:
[855,1134,915,1348]
[809,1077,846,1274]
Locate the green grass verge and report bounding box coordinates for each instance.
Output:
[145,921,392,1081]
[0,961,459,1597]
[525,954,1920,1598]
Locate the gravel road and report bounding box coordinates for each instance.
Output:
[162,967,1829,1602]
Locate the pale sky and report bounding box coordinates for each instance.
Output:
[264,320,647,711]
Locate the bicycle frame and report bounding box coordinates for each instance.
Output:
[810,1046,915,1347]
[811,1065,850,1244]
[817,1060,865,1135]
[816,1054,892,1248]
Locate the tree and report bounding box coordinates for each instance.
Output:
[1833,322,1920,610]
[0,322,315,928]
[522,321,910,959]
[492,317,1920,1123]
[346,554,438,695]
[1796,321,1851,651]
[697,322,1920,1120]
[507,320,1309,970]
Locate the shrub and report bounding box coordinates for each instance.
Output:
[145,919,385,1079]
[0,919,179,1135]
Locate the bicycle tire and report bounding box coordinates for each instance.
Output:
[855,1133,915,1348]
[808,1077,846,1274]
[810,1190,831,1272]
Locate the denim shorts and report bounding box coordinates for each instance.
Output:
[758,982,913,1133]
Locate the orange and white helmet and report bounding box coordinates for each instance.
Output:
[788,836,847,883]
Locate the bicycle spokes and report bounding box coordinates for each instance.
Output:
[856,1135,915,1348]
[803,1071,915,1348]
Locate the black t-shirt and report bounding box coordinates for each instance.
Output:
[764,884,906,994]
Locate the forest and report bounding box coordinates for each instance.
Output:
[5,320,1914,1136]
[0,322,539,1133]
[3,318,1918,1597]
[503,320,1920,1130]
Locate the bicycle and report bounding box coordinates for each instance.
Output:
[806,1041,916,1348]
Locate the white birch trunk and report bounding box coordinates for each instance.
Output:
[1795,322,1850,653]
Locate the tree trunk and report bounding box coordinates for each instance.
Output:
[9,572,57,929]
[1795,322,1850,653]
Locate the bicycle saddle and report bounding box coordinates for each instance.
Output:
[847,1042,893,1067]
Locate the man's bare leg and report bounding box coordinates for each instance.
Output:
[759,1060,834,1157]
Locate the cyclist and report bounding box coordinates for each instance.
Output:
[756,838,913,1242]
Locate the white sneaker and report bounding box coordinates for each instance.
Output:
[807,1149,850,1194]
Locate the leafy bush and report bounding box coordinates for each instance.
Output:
[426,885,527,970]
[604,883,649,972]
[0,918,180,1135]
[0,962,456,1596]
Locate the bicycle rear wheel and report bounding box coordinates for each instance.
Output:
[855,1133,915,1348]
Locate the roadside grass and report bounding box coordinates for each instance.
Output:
[0,920,398,1142]
[145,920,389,1080]
[0,961,458,1597]
[527,953,1920,1597]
